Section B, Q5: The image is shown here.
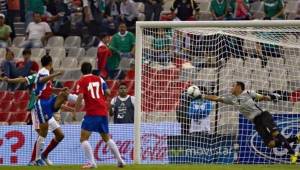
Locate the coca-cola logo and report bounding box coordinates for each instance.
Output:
[250,119,300,163]
[94,133,168,161]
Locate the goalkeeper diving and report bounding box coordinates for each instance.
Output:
[189,81,300,163]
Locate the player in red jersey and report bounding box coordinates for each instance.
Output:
[75,62,125,169]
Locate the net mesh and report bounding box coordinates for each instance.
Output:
[139,25,300,164]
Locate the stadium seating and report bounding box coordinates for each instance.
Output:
[49,47,66,58]
[225,58,244,69]
[124,69,135,80]
[31,48,46,58]
[0,112,10,123]
[46,36,64,49]
[0,101,12,112]
[8,111,29,125]
[2,92,14,101]
[197,68,217,81]
[117,58,134,71]
[61,57,78,69]
[79,57,96,69]
[9,101,28,112]
[67,48,85,58]
[85,47,98,58]
[64,36,81,50]
[52,57,63,69]
[13,90,29,101]
[12,36,25,47]
[0,91,6,100]
[244,58,261,70]
[269,69,288,91]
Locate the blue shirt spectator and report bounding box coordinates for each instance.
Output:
[188,98,213,133]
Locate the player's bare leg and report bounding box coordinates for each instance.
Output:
[41,127,65,165]
[35,122,48,166]
[101,133,125,168]
[80,129,97,169]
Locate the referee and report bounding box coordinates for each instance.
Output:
[199,81,299,163]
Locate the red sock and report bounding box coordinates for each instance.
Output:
[30,141,37,162]
[42,139,59,158]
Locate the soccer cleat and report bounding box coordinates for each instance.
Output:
[117,160,126,168]
[41,154,53,165]
[27,160,36,166]
[290,152,298,164]
[81,163,97,169]
[35,159,46,166]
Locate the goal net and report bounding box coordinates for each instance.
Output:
[134,21,300,164]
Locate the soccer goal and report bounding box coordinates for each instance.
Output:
[134,20,300,164]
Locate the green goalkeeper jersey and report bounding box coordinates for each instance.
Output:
[25,74,37,111]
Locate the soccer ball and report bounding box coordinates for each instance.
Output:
[187,85,201,98]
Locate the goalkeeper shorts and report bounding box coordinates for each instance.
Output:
[253,111,278,145]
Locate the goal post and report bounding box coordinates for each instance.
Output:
[134,20,300,164]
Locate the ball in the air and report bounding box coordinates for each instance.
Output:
[187,85,201,98]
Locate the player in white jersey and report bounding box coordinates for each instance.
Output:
[197,81,300,163]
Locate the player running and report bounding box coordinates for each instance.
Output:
[196,81,300,163]
[74,62,125,169]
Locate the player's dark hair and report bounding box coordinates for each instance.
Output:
[119,82,127,88]
[98,32,109,40]
[236,81,245,91]
[41,55,52,67]
[23,49,31,55]
[81,62,92,75]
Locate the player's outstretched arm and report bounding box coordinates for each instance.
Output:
[202,95,225,103]
[255,94,271,101]
[2,76,27,84]
[39,70,64,83]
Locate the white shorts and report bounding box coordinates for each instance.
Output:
[31,110,60,132]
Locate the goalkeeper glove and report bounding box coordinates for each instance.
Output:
[269,93,282,102]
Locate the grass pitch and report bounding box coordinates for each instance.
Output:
[0,164,299,170]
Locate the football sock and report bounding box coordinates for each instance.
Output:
[42,138,59,158]
[30,140,37,162]
[35,136,45,160]
[107,139,123,163]
[81,140,96,165]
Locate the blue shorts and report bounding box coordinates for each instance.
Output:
[81,115,109,134]
[35,96,57,124]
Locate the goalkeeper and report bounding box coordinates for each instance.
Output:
[197,81,299,163]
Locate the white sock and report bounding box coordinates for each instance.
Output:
[35,136,45,160]
[81,140,96,165]
[107,139,124,163]
[67,94,78,103]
